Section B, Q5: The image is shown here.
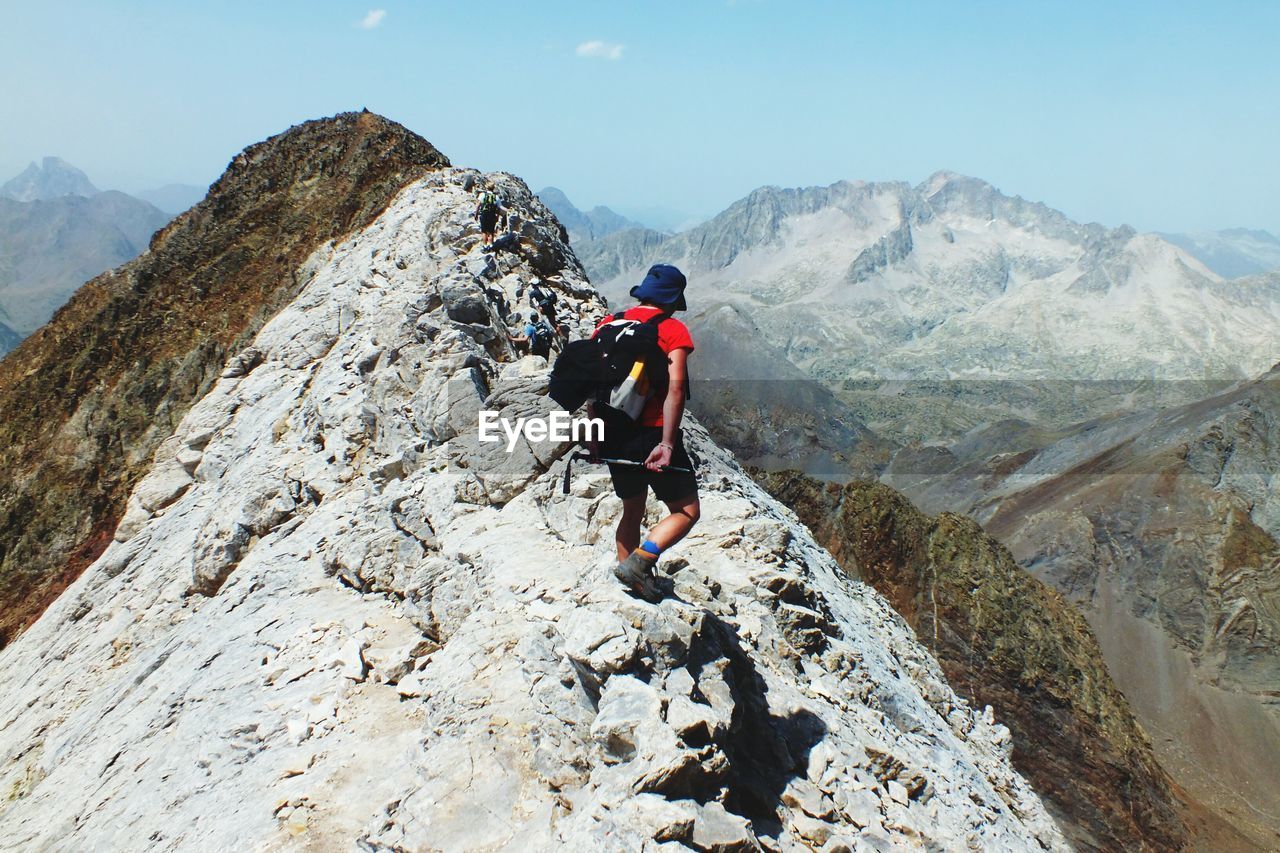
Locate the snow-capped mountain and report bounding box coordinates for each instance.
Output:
[0,115,1067,850]
[585,173,1280,382]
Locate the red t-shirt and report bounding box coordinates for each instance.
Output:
[593,305,694,427]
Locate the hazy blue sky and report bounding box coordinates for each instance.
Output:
[3,1,1277,232]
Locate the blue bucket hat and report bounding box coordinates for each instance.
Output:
[630,264,687,311]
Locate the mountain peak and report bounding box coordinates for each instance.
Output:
[207,111,447,206]
[536,185,572,206]
[536,186,640,242]
[1,155,98,201]
[918,170,995,200]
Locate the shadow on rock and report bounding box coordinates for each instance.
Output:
[686,612,827,837]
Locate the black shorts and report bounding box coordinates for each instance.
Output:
[600,421,698,503]
[480,212,498,233]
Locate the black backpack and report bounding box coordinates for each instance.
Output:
[529,285,557,311]
[529,321,554,358]
[549,311,669,416]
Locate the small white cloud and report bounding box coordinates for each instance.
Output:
[575,40,624,61]
[359,9,386,29]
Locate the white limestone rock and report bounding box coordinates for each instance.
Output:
[0,168,1067,852]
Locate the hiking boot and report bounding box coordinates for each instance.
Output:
[614,550,662,602]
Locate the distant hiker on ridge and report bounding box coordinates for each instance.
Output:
[508,311,555,360]
[527,279,558,325]
[588,264,699,600]
[474,191,505,246]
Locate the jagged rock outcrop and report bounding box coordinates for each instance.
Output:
[0,135,1067,850]
[901,368,1280,849]
[755,473,1215,852]
[0,112,450,647]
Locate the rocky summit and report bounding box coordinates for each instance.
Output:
[0,117,1068,850]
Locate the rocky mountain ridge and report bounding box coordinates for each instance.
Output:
[0,133,1064,845]
[756,472,1261,852]
[0,117,1068,850]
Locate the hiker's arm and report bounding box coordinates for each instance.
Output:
[645,348,690,470]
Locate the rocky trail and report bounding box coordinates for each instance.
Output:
[0,156,1066,850]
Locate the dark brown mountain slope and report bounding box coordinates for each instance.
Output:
[757,473,1229,851]
[891,368,1280,847]
[970,368,1280,849]
[0,111,449,647]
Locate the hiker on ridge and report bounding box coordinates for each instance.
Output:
[587,264,699,600]
[527,279,558,322]
[474,191,505,246]
[508,311,554,360]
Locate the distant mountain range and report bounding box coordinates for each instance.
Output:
[1159,228,1280,278]
[583,173,1280,383]
[535,186,646,243]
[0,159,181,356]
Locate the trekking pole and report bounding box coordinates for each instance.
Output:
[562,451,693,494]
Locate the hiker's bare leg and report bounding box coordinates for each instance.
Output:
[616,494,646,561]
[646,494,700,551]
